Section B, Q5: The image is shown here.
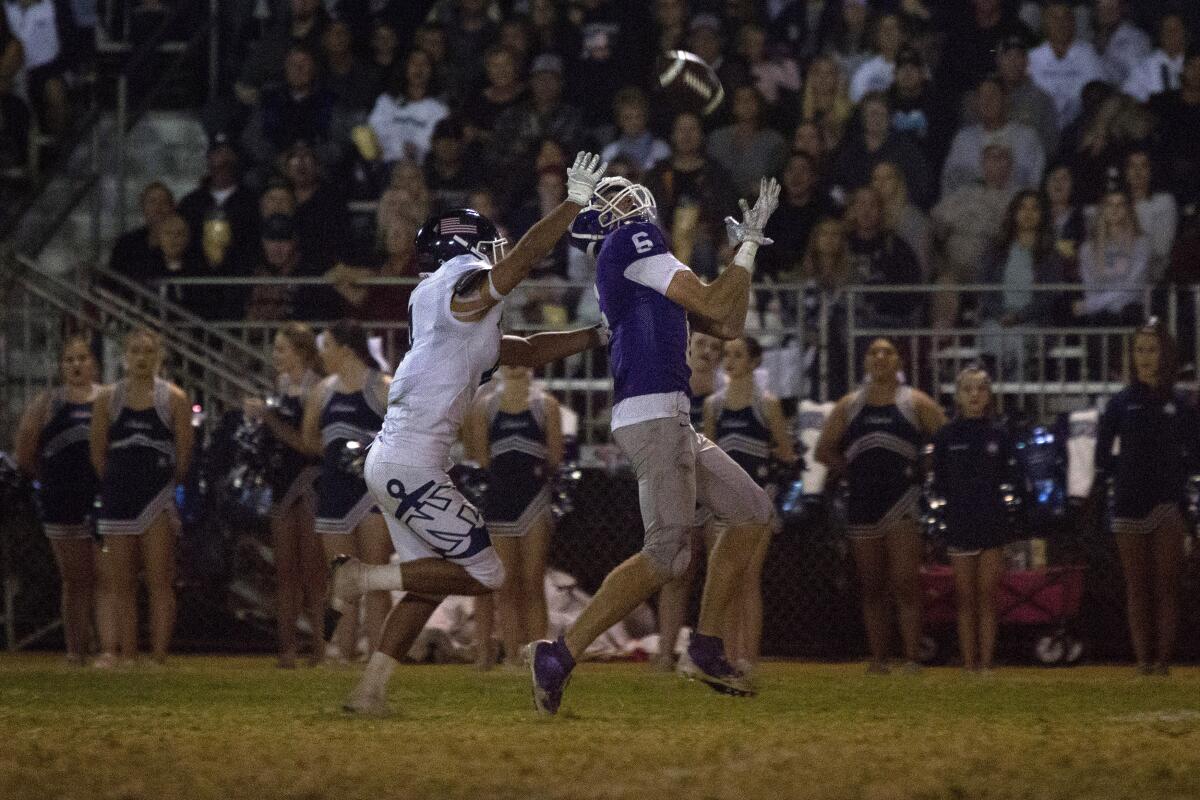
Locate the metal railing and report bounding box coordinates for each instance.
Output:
[5,1,219,257]
[146,275,1200,437]
[1,254,272,437]
[842,282,1193,414]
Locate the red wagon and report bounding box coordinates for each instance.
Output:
[919,564,1086,665]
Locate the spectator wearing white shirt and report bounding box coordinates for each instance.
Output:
[1122,13,1187,103]
[1074,187,1150,322]
[3,0,65,135]
[943,75,1045,197]
[367,48,449,165]
[1123,149,1177,283]
[1028,1,1104,128]
[1090,0,1151,89]
[849,12,904,104]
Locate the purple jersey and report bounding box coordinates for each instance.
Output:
[595,221,691,405]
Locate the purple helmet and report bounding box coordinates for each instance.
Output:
[568,176,657,257]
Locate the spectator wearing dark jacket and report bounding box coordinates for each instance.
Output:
[177,135,260,271]
[758,151,836,280]
[643,111,739,280]
[0,9,29,168]
[284,140,349,267]
[490,53,584,183]
[319,20,378,113]
[243,47,349,174]
[845,185,922,328]
[830,91,931,209]
[109,182,175,283]
[243,214,341,322]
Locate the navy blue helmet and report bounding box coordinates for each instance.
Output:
[415,208,508,270]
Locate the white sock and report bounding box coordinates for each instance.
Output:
[361,563,404,593]
[357,651,398,696]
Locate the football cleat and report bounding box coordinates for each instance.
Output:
[342,686,392,717]
[678,633,756,697]
[528,638,575,715]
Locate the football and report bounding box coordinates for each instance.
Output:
[655,50,725,117]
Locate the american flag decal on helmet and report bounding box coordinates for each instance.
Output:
[440,218,477,236]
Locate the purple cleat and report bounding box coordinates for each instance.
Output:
[528,637,575,715]
[678,632,756,697]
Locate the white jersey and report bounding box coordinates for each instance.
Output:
[376,255,504,468]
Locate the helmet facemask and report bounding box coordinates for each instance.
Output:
[590,177,657,231]
[452,234,508,266]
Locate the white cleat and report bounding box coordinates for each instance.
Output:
[342,687,392,717]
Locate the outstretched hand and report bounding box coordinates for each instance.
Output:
[566,152,608,206]
[724,177,781,246]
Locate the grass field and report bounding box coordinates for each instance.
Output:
[1,655,1198,800]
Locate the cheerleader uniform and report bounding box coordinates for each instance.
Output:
[930,418,1018,555]
[96,379,178,536]
[1096,383,1200,535]
[840,386,924,538]
[710,389,773,488]
[268,370,320,518]
[314,371,385,536]
[482,389,551,536]
[35,387,99,538]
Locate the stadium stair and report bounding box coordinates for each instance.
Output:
[0,251,272,450]
[0,6,242,449]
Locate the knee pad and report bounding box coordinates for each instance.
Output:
[642,526,692,579]
[469,551,506,591]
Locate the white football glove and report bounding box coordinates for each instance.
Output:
[566,152,608,206]
[724,177,781,246]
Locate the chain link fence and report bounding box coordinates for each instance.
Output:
[5,457,1199,662]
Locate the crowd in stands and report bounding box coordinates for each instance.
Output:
[83,0,1200,373]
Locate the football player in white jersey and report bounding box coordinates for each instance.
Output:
[327,152,608,715]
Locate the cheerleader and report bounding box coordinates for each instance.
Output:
[463,365,562,668]
[1095,322,1200,675]
[244,323,326,668]
[89,328,193,665]
[13,335,101,664]
[655,331,724,670]
[702,336,795,677]
[930,368,1017,673]
[302,320,392,659]
[815,337,946,673]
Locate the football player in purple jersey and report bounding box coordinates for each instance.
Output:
[528,174,781,714]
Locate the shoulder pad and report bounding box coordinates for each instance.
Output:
[453,268,491,298]
[601,220,669,262]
